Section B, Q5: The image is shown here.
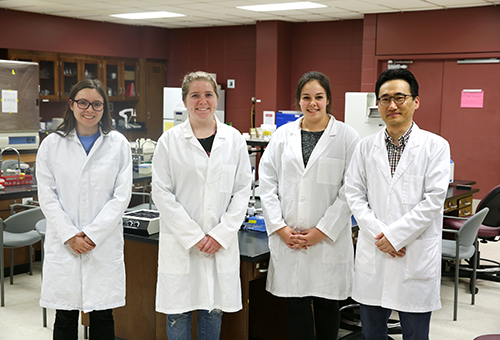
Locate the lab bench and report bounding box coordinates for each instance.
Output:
[82,230,289,340]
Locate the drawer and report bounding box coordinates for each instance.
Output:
[458,195,473,209]
[444,199,458,213]
[252,260,269,280]
[458,205,473,217]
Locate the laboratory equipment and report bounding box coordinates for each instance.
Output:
[275,111,302,128]
[0,60,40,150]
[118,108,141,129]
[344,92,385,139]
[164,87,225,131]
[131,138,156,171]
[122,209,159,236]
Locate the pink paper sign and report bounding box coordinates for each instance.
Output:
[461,90,484,108]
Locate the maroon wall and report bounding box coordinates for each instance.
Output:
[291,20,363,121]
[360,5,500,198]
[165,25,257,132]
[0,9,169,59]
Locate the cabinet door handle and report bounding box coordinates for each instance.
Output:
[147,112,151,120]
[258,268,268,273]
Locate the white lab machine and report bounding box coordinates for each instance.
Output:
[118,108,141,129]
[163,87,225,131]
[344,92,385,139]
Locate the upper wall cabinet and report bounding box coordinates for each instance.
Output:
[4,49,139,102]
[104,59,139,101]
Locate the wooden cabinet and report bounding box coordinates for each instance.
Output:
[104,58,139,101]
[3,49,139,102]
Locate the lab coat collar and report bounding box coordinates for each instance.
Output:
[67,126,107,160]
[182,115,226,154]
[289,115,337,172]
[373,122,422,184]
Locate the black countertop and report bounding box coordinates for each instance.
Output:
[0,172,151,198]
[124,229,270,263]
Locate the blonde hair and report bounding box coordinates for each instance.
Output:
[181,71,219,102]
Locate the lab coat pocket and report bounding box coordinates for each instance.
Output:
[159,233,190,275]
[91,160,119,191]
[354,231,376,274]
[322,232,349,264]
[405,238,440,280]
[45,243,78,263]
[216,241,239,273]
[402,175,425,205]
[92,235,123,262]
[219,164,236,193]
[317,157,344,185]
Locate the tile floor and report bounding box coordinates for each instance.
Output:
[2,242,500,340]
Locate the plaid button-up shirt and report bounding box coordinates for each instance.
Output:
[385,122,413,176]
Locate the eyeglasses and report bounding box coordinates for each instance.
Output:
[73,99,105,112]
[377,94,414,106]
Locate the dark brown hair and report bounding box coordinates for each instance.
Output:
[295,71,332,115]
[56,79,112,136]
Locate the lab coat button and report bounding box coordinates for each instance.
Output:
[207,206,211,211]
[388,215,393,220]
[208,181,212,185]
[82,197,87,202]
[390,190,394,194]
[299,220,303,224]
[300,197,305,202]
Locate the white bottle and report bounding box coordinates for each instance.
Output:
[450,156,454,183]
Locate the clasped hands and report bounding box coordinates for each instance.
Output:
[67,232,95,255]
[195,235,222,255]
[374,232,406,258]
[276,226,327,250]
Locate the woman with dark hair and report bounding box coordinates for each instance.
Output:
[36,79,132,339]
[259,71,360,339]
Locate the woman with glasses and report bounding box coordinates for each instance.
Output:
[36,79,132,340]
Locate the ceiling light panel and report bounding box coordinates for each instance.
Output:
[237,2,328,12]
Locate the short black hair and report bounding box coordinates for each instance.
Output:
[375,69,419,98]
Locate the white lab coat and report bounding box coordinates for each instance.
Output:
[259,116,360,299]
[152,116,251,314]
[345,124,450,312]
[36,129,132,313]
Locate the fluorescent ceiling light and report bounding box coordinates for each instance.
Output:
[237,1,327,12]
[110,11,185,20]
[457,58,499,64]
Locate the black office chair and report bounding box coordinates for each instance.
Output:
[443,184,500,285]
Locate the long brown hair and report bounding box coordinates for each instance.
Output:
[56,79,112,136]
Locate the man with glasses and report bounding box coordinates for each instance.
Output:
[345,69,450,340]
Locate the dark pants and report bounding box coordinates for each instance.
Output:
[53,309,115,340]
[286,296,340,340]
[360,304,431,340]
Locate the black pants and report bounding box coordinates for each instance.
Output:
[53,309,115,340]
[286,296,340,340]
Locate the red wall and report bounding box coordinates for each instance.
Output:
[0,9,169,59]
[291,20,363,121]
[166,25,257,132]
[361,5,500,198]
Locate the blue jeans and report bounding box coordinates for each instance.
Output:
[360,304,431,340]
[166,309,223,340]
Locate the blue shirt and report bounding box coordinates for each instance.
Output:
[78,130,100,155]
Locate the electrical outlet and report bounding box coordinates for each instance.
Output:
[22,197,33,205]
[227,79,235,89]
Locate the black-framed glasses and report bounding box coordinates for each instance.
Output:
[377,94,414,106]
[73,99,105,112]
